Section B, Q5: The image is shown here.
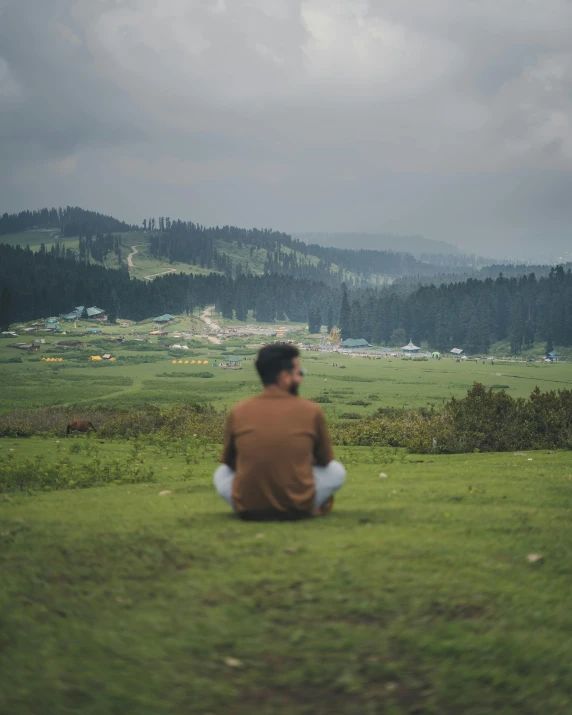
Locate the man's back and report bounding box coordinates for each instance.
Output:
[221,385,334,515]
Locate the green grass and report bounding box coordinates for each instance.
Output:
[121,237,221,280]
[1,331,571,414]
[1,439,572,713]
[0,231,80,252]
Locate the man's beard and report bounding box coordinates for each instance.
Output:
[289,383,299,396]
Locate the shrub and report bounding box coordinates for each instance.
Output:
[157,372,215,379]
[331,383,572,453]
[0,404,226,441]
[346,400,371,407]
[339,412,362,420]
[313,395,332,403]
[0,452,156,492]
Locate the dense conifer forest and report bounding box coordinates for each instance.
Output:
[1,241,571,353]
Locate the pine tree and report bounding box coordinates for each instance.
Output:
[545,335,554,355]
[339,283,352,340]
[465,316,482,354]
[351,299,363,339]
[391,328,406,347]
[509,294,524,355]
[0,287,11,330]
[308,307,321,334]
[327,304,334,333]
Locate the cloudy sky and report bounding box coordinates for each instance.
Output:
[1,0,571,259]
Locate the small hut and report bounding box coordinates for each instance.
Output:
[87,306,106,320]
[402,341,420,354]
[340,338,371,349]
[224,357,243,370]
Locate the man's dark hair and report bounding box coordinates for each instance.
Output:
[255,343,300,386]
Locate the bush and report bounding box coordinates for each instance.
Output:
[157,372,215,379]
[313,395,332,404]
[346,399,371,407]
[0,452,156,492]
[0,404,226,441]
[331,383,572,453]
[1,382,571,455]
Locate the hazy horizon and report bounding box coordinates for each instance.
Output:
[2,0,572,262]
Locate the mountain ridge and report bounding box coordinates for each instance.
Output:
[292,232,459,258]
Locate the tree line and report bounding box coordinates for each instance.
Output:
[0,207,135,237]
[1,241,570,354]
[147,219,449,284]
[337,269,572,352]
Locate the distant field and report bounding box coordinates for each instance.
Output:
[1,327,570,415]
[0,230,79,251]
[1,441,572,713]
[121,238,220,280]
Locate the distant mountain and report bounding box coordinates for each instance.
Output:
[147,220,458,285]
[1,207,478,284]
[292,232,459,258]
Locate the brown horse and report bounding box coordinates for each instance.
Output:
[66,419,96,435]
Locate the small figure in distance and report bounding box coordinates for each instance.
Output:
[214,343,345,520]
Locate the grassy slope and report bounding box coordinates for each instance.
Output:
[1,440,572,714]
[0,231,80,252]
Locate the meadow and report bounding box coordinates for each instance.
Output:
[2,439,572,714]
[2,316,572,713]
[1,328,570,418]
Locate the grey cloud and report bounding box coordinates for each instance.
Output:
[0,0,147,160]
[1,0,572,260]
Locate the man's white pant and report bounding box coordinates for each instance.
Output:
[214,461,346,514]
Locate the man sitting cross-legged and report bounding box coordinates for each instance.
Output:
[214,343,346,520]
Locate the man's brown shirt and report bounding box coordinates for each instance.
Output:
[220,385,334,515]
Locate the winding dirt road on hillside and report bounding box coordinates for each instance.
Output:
[143,268,177,279]
[200,306,222,344]
[127,243,176,279]
[127,244,147,269]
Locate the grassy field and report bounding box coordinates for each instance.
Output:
[1,328,571,417]
[2,439,572,714]
[0,231,79,251]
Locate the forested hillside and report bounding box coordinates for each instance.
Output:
[1,206,532,286]
[0,207,135,237]
[148,219,452,283]
[1,243,571,355]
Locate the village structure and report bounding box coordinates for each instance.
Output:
[3,303,564,365]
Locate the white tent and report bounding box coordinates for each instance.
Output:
[450,347,464,355]
[402,341,420,352]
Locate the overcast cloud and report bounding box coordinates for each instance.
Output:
[1,0,572,259]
